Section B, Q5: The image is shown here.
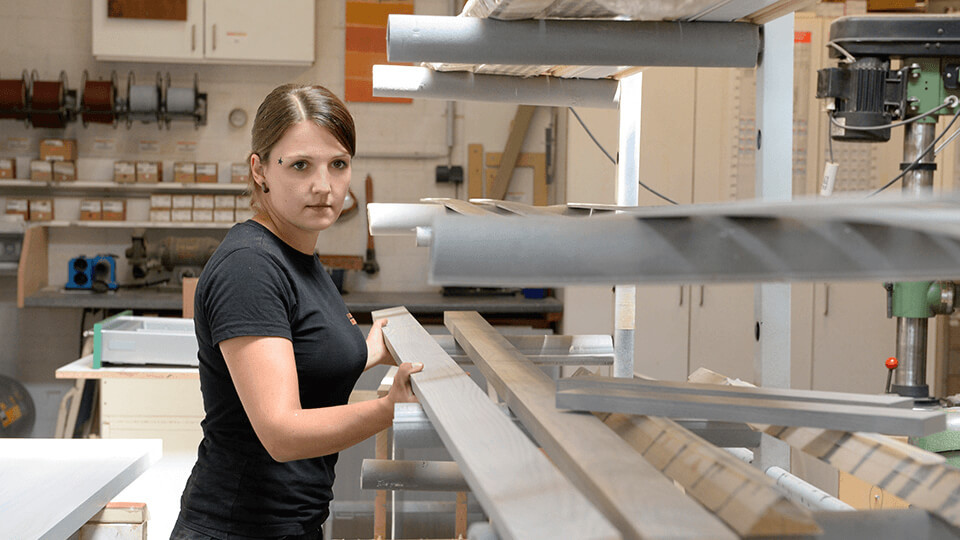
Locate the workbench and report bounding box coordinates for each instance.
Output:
[28,289,563,326]
[0,438,160,539]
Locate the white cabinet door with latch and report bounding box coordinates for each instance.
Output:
[204,0,314,65]
[92,0,204,62]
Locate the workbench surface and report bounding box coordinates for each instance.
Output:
[0,438,160,539]
[56,355,199,380]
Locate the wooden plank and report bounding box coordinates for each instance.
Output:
[316,254,364,270]
[18,225,47,309]
[373,367,394,540]
[561,375,914,408]
[468,144,484,199]
[444,310,737,540]
[455,491,468,538]
[373,306,619,540]
[107,0,187,20]
[489,105,536,200]
[420,197,494,216]
[485,152,548,206]
[689,368,960,531]
[597,410,819,536]
[556,385,945,437]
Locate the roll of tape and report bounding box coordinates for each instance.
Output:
[165,86,196,115]
[82,80,115,124]
[31,80,66,128]
[0,79,27,120]
[128,83,159,122]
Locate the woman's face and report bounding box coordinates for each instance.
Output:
[254,120,352,233]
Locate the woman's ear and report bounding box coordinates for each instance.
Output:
[250,153,265,182]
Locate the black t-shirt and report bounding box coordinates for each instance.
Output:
[178,220,367,537]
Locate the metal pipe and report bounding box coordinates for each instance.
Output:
[902,122,936,196]
[766,466,855,513]
[387,15,761,68]
[360,459,469,492]
[893,317,929,396]
[366,202,445,236]
[372,65,620,109]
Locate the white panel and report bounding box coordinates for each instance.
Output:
[92,0,204,62]
[204,0,314,65]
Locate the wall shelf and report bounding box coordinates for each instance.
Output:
[29,220,236,230]
[0,180,247,198]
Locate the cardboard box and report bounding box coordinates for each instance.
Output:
[867,0,919,10]
[114,161,136,183]
[29,199,54,221]
[136,161,162,183]
[5,198,28,219]
[102,199,126,221]
[53,160,76,182]
[214,195,236,209]
[231,162,249,184]
[193,195,214,209]
[80,199,102,221]
[149,209,171,222]
[0,158,15,179]
[235,208,255,222]
[174,162,196,183]
[196,163,218,183]
[39,138,77,161]
[150,194,172,209]
[30,160,53,182]
[171,208,193,222]
[172,194,193,209]
[213,208,235,222]
[192,208,213,222]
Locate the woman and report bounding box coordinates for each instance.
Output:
[171,84,422,539]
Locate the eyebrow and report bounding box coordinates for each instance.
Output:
[284,152,351,161]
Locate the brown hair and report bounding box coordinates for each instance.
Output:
[246,84,356,211]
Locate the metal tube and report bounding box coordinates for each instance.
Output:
[614,74,641,379]
[902,122,936,196]
[893,317,929,396]
[372,65,620,109]
[766,466,855,513]
[360,459,469,492]
[387,15,761,68]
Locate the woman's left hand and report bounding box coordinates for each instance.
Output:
[365,319,396,370]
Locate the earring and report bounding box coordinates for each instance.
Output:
[261,182,270,193]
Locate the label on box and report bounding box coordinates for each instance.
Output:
[172,195,193,209]
[80,199,102,220]
[29,199,53,221]
[171,209,193,222]
[6,199,28,213]
[214,209,235,222]
[174,162,195,183]
[93,138,116,152]
[0,158,14,179]
[150,209,171,222]
[102,200,126,220]
[30,160,52,181]
[193,195,214,209]
[192,209,213,222]
[197,163,217,175]
[176,141,197,153]
[6,137,28,152]
[214,195,236,208]
[150,194,172,208]
[53,161,76,181]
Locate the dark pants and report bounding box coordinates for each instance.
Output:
[170,517,323,540]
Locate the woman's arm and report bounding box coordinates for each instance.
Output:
[220,334,421,462]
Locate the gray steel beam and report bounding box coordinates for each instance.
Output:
[809,509,960,540]
[427,208,960,286]
[387,15,760,68]
[559,376,914,408]
[556,385,946,436]
[372,65,620,108]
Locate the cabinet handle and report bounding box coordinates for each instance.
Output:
[823,284,830,316]
[191,24,196,52]
[212,24,217,51]
[679,286,684,306]
[699,285,705,307]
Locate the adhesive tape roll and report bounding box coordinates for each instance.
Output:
[0,79,27,120]
[82,80,114,124]
[165,86,196,115]
[31,80,66,128]
[128,84,159,122]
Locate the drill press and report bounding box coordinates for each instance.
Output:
[817,14,960,400]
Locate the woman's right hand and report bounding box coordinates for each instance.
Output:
[387,361,423,407]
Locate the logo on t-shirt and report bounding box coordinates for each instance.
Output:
[347,313,357,326]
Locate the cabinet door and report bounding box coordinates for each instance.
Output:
[204,0,315,65]
[635,285,690,381]
[812,282,896,394]
[689,284,757,382]
[92,0,204,62]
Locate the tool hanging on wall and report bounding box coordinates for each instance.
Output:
[0,70,30,125]
[79,70,119,127]
[29,70,76,128]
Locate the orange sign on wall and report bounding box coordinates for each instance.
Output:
[345,0,414,103]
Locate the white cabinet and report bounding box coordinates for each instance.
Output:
[92,0,315,66]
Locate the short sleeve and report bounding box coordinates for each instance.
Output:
[200,247,295,345]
